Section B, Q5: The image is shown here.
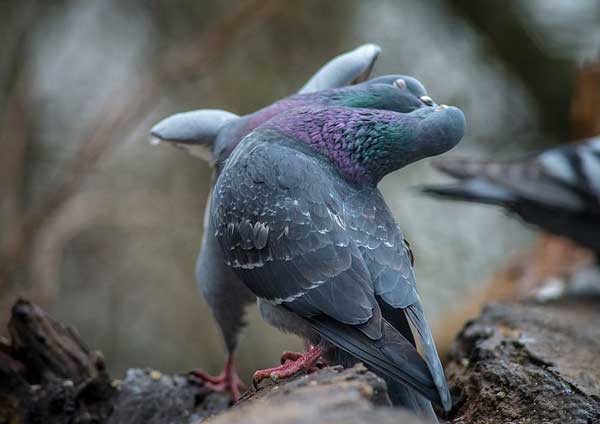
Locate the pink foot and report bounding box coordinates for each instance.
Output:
[254,345,323,384]
[280,349,328,370]
[279,350,304,364]
[189,355,244,402]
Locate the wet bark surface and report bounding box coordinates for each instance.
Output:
[214,364,427,424]
[0,299,230,424]
[3,296,600,423]
[445,299,600,424]
[0,298,426,424]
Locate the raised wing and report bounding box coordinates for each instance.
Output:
[299,44,381,94]
[429,137,600,212]
[423,137,600,253]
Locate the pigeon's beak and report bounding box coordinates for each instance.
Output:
[419,95,436,107]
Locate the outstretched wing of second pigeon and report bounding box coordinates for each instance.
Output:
[424,137,600,252]
[213,128,451,409]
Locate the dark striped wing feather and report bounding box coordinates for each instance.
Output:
[425,137,600,252]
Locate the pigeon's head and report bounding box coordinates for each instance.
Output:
[287,74,433,116]
[335,74,434,113]
[383,104,466,167]
[263,103,465,184]
[149,109,240,163]
[204,74,433,167]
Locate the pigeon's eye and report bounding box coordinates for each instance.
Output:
[420,95,434,106]
[393,78,407,89]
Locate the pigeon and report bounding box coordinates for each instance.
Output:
[210,90,465,421]
[422,136,600,256]
[149,44,427,400]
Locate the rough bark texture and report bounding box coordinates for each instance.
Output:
[0,298,426,424]
[445,299,600,424]
[0,299,231,424]
[212,364,427,424]
[4,296,600,423]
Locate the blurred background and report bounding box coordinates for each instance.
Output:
[1,0,599,381]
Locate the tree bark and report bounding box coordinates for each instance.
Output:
[0,298,427,424]
[445,298,600,423]
[3,293,600,423]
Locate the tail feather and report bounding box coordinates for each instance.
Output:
[386,378,439,423]
[430,157,492,179]
[405,303,452,411]
[421,178,515,206]
[306,314,442,406]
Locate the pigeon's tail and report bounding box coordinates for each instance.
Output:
[385,378,439,423]
[430,157,491,179]
[421,178,516,206]
[405,303,452,412]
[306,315,443,408]
[323,348,439,422]
[423,157,516,206]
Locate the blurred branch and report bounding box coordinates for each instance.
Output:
[0,78,31,288]
[0,1,43,290]
[0,0,278,292]
[30,188,177,303]
[570,61,600,139]
[0,0,38,115]
[447,0,574,139]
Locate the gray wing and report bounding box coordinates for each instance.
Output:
[212,131,448,407]
[423,137,600,253]
[213,133,383,333]
[344,188,451,410]
[299,44,381,94]
[428,137,600,211]
[196,215,255,354]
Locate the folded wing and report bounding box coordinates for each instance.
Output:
[213,130,450,408]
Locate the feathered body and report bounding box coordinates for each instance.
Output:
[200,77,433,355]
[152,44,418,401]
[211,105,465,414]
[151,44,449,409]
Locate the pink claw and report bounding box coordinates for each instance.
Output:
[189,355,244,402]
[253,345,324,384]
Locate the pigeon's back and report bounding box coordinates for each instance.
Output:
[212,127,452,413]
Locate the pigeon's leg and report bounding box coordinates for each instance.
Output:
[280,344,328,369]
[189,355,244,401]
[279,350,304,363]
[280,342,313,363]
[254,345,324,384]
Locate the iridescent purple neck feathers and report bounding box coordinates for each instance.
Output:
[261,104,465,184]
[263,106,407,184]
[214,93,339,163]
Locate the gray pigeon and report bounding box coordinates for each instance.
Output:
[149,44,413,400]
[422,136,600,255]
[210,89,465,422]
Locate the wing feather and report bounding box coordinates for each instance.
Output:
[212,130,448,408]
